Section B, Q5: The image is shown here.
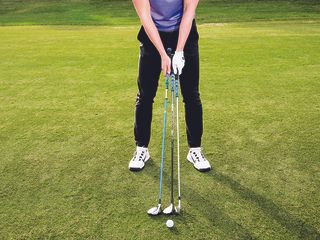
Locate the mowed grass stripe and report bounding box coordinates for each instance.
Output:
[0,0,319,25]
[0,21,319,239]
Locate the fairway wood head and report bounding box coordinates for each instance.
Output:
[147,204,162,216]
[163,204,176,215]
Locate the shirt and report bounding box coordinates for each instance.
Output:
[149,0,183,32]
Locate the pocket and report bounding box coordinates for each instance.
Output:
[137,26,145,43]
[184,25,199,56]
[190,21,200,42]
[137,26,158,57]
[139,42,158,58]
[137,26,153,45]
[139,42,145,57]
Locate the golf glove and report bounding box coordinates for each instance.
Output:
[172,51,185,75]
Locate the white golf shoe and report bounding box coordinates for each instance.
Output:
[128,146,150,171]
[187,147,211,172]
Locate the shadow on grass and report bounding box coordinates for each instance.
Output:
[144,159,255,239]
[207,168,320,239]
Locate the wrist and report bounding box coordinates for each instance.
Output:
[176,46,184,52]
[159,49,167,57]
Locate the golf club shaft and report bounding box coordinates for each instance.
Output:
[175,73,181,209]
[158,74,169,205]
[170,73,175,205]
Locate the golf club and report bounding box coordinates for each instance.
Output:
[147,73,169,216]
[163,72,176,215]
[175,71,181,213]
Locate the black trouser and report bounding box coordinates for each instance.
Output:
[134,20,203,148]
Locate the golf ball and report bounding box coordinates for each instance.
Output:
[166,219,174,228]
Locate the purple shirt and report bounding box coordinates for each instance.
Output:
[150,0,183,32]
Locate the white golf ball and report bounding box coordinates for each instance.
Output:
[166,219,174,228]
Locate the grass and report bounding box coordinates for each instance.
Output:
[0,0,319,25]
[1,0,320,239]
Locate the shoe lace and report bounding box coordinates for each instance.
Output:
[134,150,145,161]
[192,150,206,162]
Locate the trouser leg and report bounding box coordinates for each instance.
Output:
[179,26,203,148]
[134,43,161,147]
[134,21,203,148]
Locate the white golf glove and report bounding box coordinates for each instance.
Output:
[172,51,185,75]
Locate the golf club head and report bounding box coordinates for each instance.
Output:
[175,206,181,214]
[163,204,176,215]
[147,204,162,216]
[175,201,181,214]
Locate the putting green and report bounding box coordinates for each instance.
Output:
[0,20,319,239]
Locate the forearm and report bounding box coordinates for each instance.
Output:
[132,0,166,57]
[140,17,167,57]
[176,0,199,51]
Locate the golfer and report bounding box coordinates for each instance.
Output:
[129,0,211,172]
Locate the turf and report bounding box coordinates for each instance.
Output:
[1,0,320,239]
[0,0,319,25]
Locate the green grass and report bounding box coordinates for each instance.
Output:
[0,0,319,25]
[1,20,320,239]
[1,0,320,239]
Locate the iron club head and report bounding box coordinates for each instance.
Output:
[147,204,162,216]
[175,206,181,214]
[174,201,181,214]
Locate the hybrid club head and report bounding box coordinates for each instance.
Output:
[147,204,162,216]
[163,204,176,215]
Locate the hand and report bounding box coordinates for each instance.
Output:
[161,53,171,76]
[172,51,185,75]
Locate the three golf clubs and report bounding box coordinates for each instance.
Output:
[147,48,181,216]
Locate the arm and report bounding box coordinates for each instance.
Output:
[132,0,171,75]
[176,0,200,51]
[172,0,199,75]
